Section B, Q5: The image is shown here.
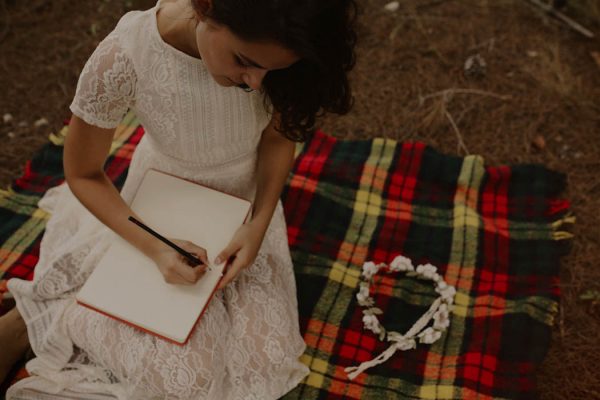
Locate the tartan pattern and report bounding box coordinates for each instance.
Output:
[0,115,571,399]
[281,134,570,400]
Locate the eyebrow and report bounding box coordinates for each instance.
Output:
[238,53,267,70]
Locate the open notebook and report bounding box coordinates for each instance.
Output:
[76,169,252,345]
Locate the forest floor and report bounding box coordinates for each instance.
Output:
[0,0,599,398]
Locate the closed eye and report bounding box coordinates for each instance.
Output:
[235,55,252,68]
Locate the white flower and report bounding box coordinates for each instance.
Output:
[433,304,450,330]
[362,314,377,326]
[437,280,448,290]
[434,317,450,331]
[437,303,449,315]
[362,314,381,334]
[356,283,370,304]
[389,255,414,272]
[362,261,379,280]
[418,327,442,344]
[416,263,437,279]
[437,285,456,302]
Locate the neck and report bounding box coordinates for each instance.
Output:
[158,1,202,59]
[182,18,201,58]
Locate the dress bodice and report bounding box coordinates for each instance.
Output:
[69,1,272,168]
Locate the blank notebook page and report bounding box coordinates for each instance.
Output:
[76,169,251,344]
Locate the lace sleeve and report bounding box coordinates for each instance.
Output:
[69,33,136,129]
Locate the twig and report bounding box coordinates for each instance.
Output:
[418,88,509,155]
[526,0,595,39]
[406,4,449,66]
[419,88,511,106]
[444,110,469,155]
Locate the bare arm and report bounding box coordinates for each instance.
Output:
[249,114,296,234]
[64,115,207,283]
[214,113,296,287]
[64,116,150,254]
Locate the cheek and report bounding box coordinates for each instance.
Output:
[196,32,217,69]
[205,38,230,74]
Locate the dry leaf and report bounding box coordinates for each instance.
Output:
[532,135,546,150]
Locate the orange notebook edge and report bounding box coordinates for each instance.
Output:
[76,271,228,346]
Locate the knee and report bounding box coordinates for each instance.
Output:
[138,338,228,398]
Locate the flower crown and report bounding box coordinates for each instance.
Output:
[345,255,456,380]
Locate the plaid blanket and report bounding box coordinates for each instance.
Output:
[0,115,572,399]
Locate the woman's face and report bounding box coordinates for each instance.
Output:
[194,18,299,90]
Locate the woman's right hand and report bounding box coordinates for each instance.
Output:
[150,239,210,285]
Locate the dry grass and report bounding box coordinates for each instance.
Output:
[318,1,600,397]
[0,0,599,398]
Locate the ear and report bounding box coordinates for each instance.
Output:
[193,0,212,21]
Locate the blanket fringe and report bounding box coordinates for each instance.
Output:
[553,231,574,240]
[49,126,69,146]
[551,213,575,240]
[551,214,576,229]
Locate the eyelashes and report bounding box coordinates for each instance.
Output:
[235,55,251,68]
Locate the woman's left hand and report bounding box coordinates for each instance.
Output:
[214,221,266,289]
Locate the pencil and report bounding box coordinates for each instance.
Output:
[128,216,204,267]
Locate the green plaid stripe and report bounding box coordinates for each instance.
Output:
[0,116,571,399]
[281,133,570,399]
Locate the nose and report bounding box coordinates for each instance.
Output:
[242,68,267,90]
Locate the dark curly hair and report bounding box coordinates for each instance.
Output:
[191,0,357,141]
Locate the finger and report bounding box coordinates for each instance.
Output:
[177,255,210,283]
[163,269,192,285]
[214,242,240,266]
[192,263,209,280]
[172,259,200,283]
[197,249,209,266]
[217,257,245,290]
[179,241,209,266]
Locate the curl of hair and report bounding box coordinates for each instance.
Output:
[192,0,357,141]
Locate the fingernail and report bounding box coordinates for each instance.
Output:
[214,257,222,265]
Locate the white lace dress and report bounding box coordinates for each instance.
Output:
[6,3,309,399]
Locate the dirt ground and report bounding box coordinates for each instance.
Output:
[0,0,599,398]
